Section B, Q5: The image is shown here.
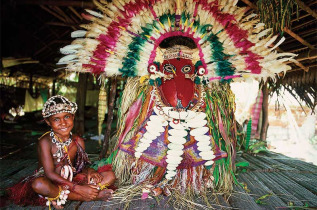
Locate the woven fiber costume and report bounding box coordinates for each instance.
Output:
[58,0,296,204]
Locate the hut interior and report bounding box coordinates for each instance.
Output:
[0,0,316,209]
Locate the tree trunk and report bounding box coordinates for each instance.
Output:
[74,73,87,136]
[260,81,269,142]
[99,78,117,159]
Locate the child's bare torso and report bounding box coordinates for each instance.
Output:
[38,134,78,174]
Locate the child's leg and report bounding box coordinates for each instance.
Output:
[32,176,92,203]
[32,177,60,198]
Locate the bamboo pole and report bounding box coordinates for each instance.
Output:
[99,78,117,159]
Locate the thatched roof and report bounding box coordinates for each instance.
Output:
[1,0,316,93]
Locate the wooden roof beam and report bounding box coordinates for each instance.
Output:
[283,27,315,50]
[46,22,77,27]
[295,49,317,62]
[17,0,95,8]
[40,5,66,22]
[68,6,83,20]
[295,0,317,20]
[52,6,75,23]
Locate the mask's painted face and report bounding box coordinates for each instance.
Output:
[158,58,195,109]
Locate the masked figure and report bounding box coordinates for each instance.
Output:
[58,0,295,202]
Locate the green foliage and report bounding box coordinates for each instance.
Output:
[255,193,272,205]
[248,140,268,154]
[245,118,252,151]
[90,150,118,170]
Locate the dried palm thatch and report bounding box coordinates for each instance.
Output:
[269,69,317,111]
[257,0,299,34]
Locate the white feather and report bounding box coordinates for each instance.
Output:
[60,44,83,55]
[265,35,278,48]
[257,28,271,39]
[255,23,265,29]
[85,9,104,18]
[271,37,285,51]
[71,30,87,38]
[58,54,78,64]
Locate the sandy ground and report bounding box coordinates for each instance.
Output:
[267,113,317,165]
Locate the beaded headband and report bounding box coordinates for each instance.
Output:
[42,95,77,118]
[163,46,193,60]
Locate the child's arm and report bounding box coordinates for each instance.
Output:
[76,137,103,184]
[38,137,99,200]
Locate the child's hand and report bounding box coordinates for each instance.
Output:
[74,184,99,201]
[88,170,103,184]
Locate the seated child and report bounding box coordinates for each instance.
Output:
[8,95,116,209]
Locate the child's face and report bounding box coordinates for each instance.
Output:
[45,112,74,138]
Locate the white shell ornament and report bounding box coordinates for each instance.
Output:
[190,127,209,136]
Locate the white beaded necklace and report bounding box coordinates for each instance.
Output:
[50,131,72,163]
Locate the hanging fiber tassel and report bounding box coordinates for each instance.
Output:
[98,85,108,145]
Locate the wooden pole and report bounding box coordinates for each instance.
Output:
[75,73,88,136]
[52,78,56,96]
[99,78,117,159]
[260,81,269,142]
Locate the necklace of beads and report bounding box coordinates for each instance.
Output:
[50,131,73,166]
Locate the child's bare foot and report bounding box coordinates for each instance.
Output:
[51,200,64,209]
[96,189,113,201]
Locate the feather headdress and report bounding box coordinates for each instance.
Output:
[58,0,295,82]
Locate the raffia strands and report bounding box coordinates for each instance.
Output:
[116,77,142,139]
[203,83,236,192]
[112,152,135,186]
[115,79,151,150]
